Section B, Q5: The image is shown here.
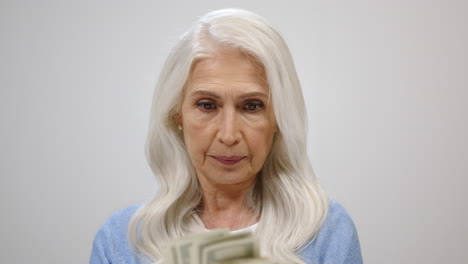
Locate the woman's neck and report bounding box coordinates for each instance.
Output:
[198,184,258,231]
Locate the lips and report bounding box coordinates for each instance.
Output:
[212,156,245,165]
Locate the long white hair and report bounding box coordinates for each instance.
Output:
[128,8,329,264]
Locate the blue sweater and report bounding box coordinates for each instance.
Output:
[90,200,363,264]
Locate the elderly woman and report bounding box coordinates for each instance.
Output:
[91,8,362,264]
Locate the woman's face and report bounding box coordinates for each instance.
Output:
[177,49,277,189]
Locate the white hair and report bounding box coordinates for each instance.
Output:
[128,8,329,264]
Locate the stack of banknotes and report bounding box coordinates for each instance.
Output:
[162,229,276,264]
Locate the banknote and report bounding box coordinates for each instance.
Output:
[164,229,229,264]
[163,230,268,264]
[179,229,229,264]
[218,257,275,264]
[201,233,259,264]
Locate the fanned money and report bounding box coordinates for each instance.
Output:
[201,232,258,264]
[218,258,275,264]
[163,230,276,264]
[164,229,228,264]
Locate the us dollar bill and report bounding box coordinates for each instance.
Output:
[218,258,276,264]
[163,230,270,264]
[163,229,229,264]
[201,233,259,264]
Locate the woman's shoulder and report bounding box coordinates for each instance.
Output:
[299,199,363,264]
[326,200,356,228]
[95,203,143,239]
[90,204,144,264]
[103,204,142,229]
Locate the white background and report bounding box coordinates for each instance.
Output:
[1,0,467,263]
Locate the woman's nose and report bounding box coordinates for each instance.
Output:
[216,108,241,146]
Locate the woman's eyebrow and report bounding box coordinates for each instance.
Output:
[238,91,269,100]
[189,90,221,99]
[189,90,268,100]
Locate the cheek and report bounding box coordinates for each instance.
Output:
[184,125,206,151]
[182,114,216,161]
[246,123,275,161]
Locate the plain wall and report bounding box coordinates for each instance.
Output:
[1,0,466,263]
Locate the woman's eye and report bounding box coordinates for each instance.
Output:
[244,102,264,112]
[196,101,216,111]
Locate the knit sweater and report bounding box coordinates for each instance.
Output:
[90,200,363,264]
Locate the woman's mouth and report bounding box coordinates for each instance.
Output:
[212,156,245,165]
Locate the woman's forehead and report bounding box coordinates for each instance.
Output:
[190,54,266,86]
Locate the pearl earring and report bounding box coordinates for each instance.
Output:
[178,125,182,131]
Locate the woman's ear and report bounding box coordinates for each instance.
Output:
[174,113,182,131]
